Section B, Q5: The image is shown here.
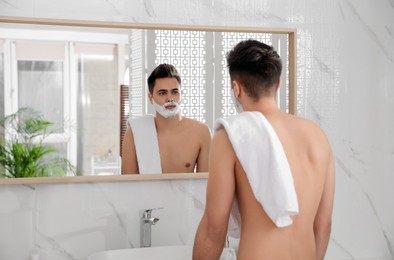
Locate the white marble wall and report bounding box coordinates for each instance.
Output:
[0,180,206,260]
[1,0,393,260]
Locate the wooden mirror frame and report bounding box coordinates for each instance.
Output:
[0,16,296,185]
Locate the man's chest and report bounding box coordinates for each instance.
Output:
[157,133,200,172]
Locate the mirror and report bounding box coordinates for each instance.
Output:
[0,16,296,180]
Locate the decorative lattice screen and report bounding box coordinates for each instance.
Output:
[129,29,290,130]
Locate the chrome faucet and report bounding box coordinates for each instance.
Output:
[140,208,161,247]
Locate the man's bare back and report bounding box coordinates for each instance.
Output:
[193,40,334,260]
[235,111,335,260]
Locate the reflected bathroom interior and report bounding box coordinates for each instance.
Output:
[0,24,292,176]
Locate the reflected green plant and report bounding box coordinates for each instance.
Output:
[0,107,76,178]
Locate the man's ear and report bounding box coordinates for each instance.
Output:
[148,92,153,104]
[232,80,242,98]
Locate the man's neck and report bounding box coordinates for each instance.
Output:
[243,96,281,115]
[154,113,183,132]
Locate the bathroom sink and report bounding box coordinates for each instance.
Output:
[88,245,236,260]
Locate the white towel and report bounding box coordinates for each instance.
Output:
[127,115,162,174]
[215,111,299,238]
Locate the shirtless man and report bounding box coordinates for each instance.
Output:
[122,64,211,174]
[193,40,335,259]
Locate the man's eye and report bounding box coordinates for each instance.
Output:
[158,92,166,95]
[172,90,179,94]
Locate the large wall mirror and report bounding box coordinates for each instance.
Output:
[0,16,296,182]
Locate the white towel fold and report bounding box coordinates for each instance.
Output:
[127,115,162,174]
[215,111,299,238]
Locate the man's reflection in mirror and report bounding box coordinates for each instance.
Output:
[122,64,211,174]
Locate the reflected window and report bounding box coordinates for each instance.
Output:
[12,41,69,161]
[1,28,128,176]
[17,60,64,133]
[0,40,4,120]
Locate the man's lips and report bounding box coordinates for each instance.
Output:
[165,105,176,110]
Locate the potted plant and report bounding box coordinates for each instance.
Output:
[0,107,76,178]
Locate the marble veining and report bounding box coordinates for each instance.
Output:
[104,0,121,16]
[0,0,16,9]
[143,0,156,18]
[313,55,337,78]
[343,0,394,63]
[222,1,288,24]
[337,2,346,21]
[36,229,78,260]
[385,25,394,38]
[94,183,135,248]
[171,180,205,211]
[304,103,322,126]
[331,237,356,260]
[335,157,393,258]
[23,183,36,190]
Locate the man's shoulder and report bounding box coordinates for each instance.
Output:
[293,115,326,136]
[289,114,330,149]
[181,118,212,141]
[183,117,210,129]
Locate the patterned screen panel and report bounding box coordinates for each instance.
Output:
[218,32,273,119]
[153,30,208,123]
[129,30,290,129]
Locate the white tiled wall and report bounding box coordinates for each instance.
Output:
[0,0,393,259]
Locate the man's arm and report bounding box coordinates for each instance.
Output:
[193,128,235,260]
[121,127,139,174]
[314,150,335,260]
[196,125,212,172]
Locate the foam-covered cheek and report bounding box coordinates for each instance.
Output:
[152,100,181,118]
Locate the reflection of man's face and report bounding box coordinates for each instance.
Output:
[150,77,181,108]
